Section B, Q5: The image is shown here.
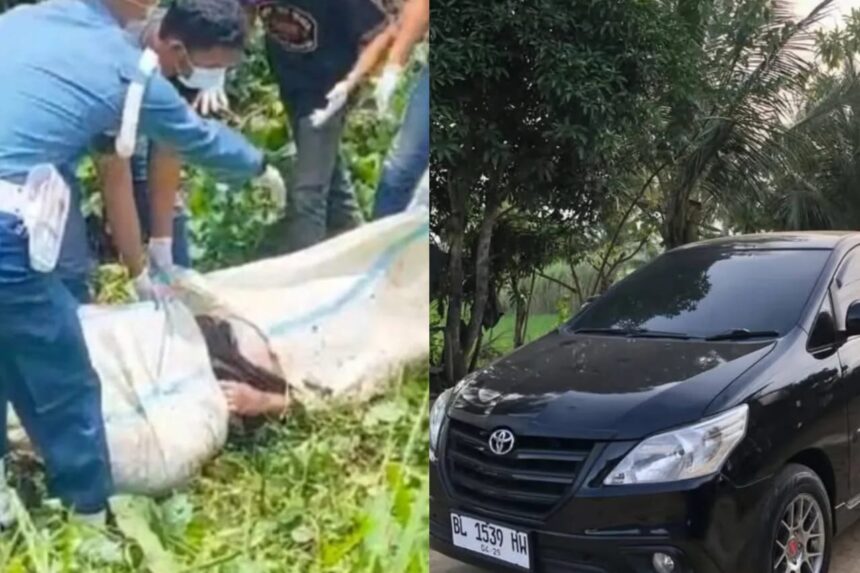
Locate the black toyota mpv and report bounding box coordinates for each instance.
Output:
[429,232,860,573]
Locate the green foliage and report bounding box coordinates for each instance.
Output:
[0,374,429,573]
[485,313,557,357]
[185,171,284,272]
[430,0,705,381]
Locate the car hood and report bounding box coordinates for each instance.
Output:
[450,330,775,440]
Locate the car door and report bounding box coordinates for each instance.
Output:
[832,248,860,500]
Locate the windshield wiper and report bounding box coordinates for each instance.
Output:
[572,327,694,340]
[705,328,780,342]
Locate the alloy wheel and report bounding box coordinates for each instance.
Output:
[772,493,826,573]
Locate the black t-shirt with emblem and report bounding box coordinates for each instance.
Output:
[260,0,387,118]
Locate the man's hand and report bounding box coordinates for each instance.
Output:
[375,64,401,114]
[193,84,230,116]
[310,80,353,127]
[255,164,287,210]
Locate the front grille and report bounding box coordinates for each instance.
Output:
[444,418,593,518]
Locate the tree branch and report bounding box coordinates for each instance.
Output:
[536,271,578,294]
[591,161,671,295]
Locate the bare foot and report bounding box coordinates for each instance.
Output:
[220,381,287,416]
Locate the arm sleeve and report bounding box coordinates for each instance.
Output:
[137,74,264,184]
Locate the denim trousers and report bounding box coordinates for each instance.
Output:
[0,213,113,513]
[373,65,430,219]
[283,109,363,252]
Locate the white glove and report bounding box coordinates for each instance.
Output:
[193,84,229,116]
[148,237,173,271]
[310,80,352,127]
[375,64,401,114]
[256,164,287,210]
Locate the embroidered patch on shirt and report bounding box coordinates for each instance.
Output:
[260,4,318,52]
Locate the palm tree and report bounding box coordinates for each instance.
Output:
[658,0,835,247]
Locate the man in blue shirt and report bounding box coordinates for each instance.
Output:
[256,0,387,252]
[0,0,283,527]
[78,0,253,296]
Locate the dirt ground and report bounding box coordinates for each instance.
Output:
[430,522,860,572]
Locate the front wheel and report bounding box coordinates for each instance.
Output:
[761,464,832,573]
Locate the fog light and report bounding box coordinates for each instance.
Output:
[652,552,676,573]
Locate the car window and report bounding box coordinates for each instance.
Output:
[808,293,837,351]
[569,248,831,339]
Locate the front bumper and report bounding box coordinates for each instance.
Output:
[430,460,772,573]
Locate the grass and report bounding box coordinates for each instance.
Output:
[485,313,560,355]
[0,371,429,573]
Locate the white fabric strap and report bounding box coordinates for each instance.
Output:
[116,48,160,158]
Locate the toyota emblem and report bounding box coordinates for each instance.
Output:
[488,428,515,456]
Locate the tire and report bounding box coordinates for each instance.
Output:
[754,463,833,573]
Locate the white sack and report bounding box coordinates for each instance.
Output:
[175,209,430,403]
[8,210,429,494]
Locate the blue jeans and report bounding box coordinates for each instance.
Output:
[283,110,363,252]
[373,65,430,219]
[0,213,113,513]
[131,142,192,267]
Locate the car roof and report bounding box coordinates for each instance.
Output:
[674,231,860,251]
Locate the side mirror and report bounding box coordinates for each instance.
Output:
[846,300,860,337]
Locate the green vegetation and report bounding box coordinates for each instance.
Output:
[485,313,558,356]
[1,373,429,573]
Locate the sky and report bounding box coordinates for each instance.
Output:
[795,0,860,29]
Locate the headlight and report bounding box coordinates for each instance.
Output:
[604,404,749,486]
[430,388,454,458]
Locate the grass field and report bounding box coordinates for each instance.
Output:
[0,371,429,573]
[485,313,560,355]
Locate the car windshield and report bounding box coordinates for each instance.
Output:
[569,247,831,339]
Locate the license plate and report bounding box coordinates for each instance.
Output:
[450,512,531,569]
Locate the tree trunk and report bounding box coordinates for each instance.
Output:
[511,277,525,349]
[514,272,536,348]
[462,201,503,374]
[468,328,484,372]
[664,192,703,249]
[443,180,467,384]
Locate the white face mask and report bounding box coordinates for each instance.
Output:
[178,66,226,91]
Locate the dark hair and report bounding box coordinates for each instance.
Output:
[159,0,247,52]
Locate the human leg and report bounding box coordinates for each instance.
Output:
[0,213,112,514]
[171,196,192,267]
[373,65,430,219]
[131,140,152,238]
[326,154,363,236]
[283,111,347,252]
